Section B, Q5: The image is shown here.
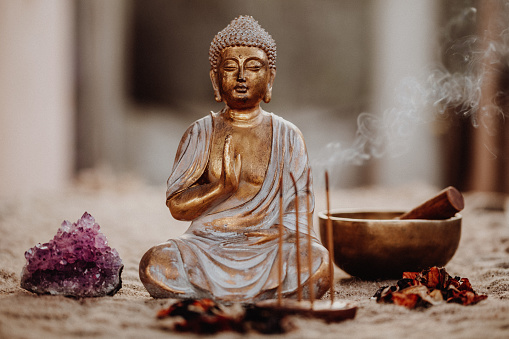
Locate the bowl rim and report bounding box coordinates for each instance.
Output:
[317,208,462,223]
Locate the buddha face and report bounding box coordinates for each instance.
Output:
[211,46,276,109]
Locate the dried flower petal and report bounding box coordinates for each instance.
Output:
[373,266,487,309]
[157,299,294,334]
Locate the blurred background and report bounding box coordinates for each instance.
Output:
[1,0,508,200]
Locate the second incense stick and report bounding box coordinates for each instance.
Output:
[306,169,315,306]
[325,171,335,304]
[290,173,302,301]
[278,176,284,306]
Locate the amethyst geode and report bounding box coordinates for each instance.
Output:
[20,212,123,297]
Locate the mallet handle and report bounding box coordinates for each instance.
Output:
[398,186,464,220]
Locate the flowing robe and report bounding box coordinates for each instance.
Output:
[139,113,329,301]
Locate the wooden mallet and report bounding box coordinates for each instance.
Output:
[398,186,464,220]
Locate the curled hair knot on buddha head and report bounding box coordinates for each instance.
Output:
[209,15,277,72]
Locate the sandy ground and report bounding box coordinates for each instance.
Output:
[1,171,509,339]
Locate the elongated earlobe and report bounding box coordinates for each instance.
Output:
[210,69,223,102]
[263,68,276,103]
[263,88,272,103]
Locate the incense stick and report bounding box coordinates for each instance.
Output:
[306,168,315,306]
[278,175,284,306]
[325,171,335,304]
[290,172,302,301]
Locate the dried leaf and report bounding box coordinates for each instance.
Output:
[428,289,444,304]
[391,292,420,308]
[402,272,419,280]
[156,298,293,334]
[157,299,245,334]
[447,289,488,305]
[374,266,487,309]
[458,278,473,292]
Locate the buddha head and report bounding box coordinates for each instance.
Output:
[209,16,277,109]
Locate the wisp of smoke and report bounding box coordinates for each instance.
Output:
[312,2,509,179]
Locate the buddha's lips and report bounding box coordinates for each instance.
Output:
[235,85,248,93]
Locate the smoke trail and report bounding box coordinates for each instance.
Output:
[312,2,509,179]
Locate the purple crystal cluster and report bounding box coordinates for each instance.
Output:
[20,212,123,297]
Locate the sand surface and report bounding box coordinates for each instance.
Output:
[1,171,509,338]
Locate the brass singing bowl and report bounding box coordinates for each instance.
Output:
[318,210,462,280]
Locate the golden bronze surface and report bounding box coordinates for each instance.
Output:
[318,210,462,280]
[139,16,331,302]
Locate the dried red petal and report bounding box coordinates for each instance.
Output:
[422,266,450,290]
[391,292,420,308]
[458,278,473,292]
[447,290,488,305]
[402,272,419,280]
[374,267,487,309]
[426,267,441,289]
[156,299,246,334]
[448,277,461,289]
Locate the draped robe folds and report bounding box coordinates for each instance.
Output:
[139,112,330,302]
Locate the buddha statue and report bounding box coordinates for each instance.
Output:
[139,15,330,302]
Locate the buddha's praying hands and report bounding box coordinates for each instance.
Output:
[139,16,330,302]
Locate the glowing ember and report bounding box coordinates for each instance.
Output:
[20,212,123,297]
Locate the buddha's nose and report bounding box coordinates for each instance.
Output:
[237,68,246,81]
